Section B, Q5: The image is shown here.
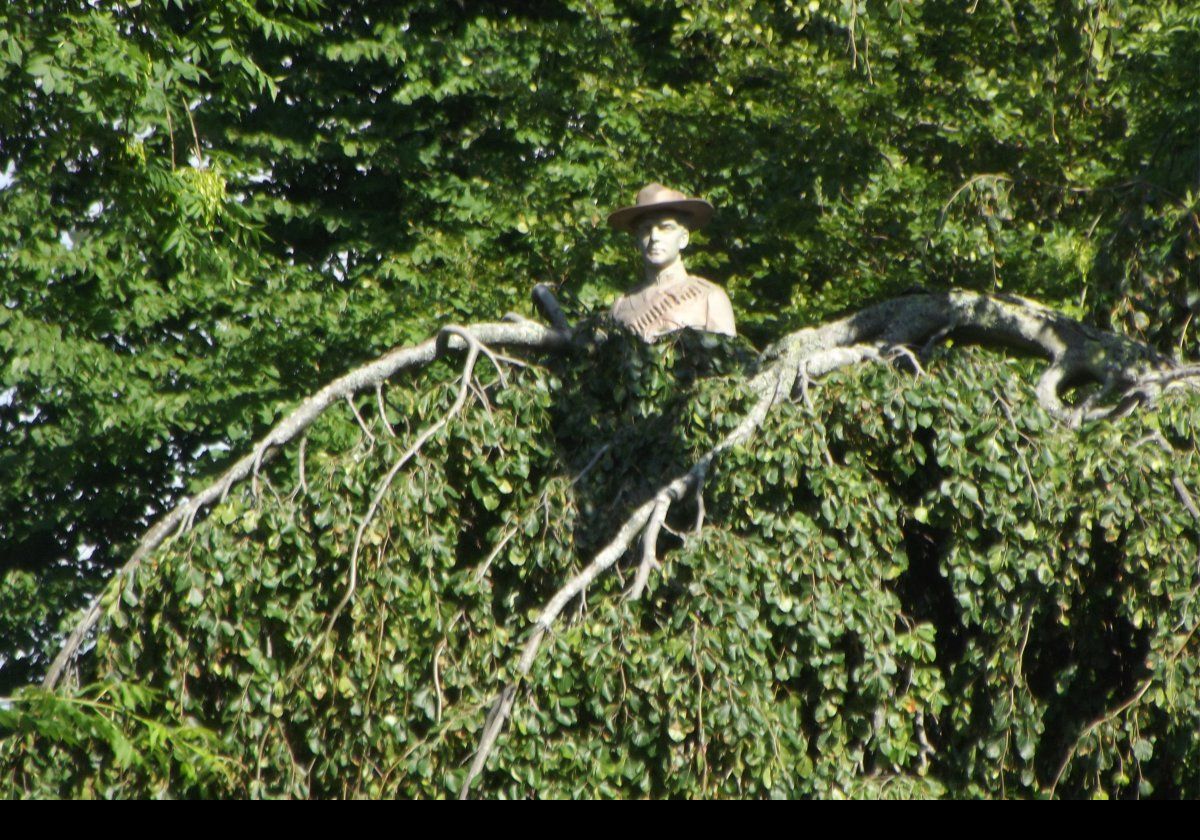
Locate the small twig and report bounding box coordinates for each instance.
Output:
[571,442,612,487]
[1138,433,1200,523]
[489,351,530,369]
[920,324,955,358]
[847,1,859,69]
[216,472,237,504]
[994,392,1043,515]
[936,173,1011,230]
[258,471,284,508]
[375,385,396,438]
[184,99,204,167]
[253,685,275,790]
[692,620,709,791]
[861,15,874,83]
[473,527,517,583]
[915,709,934,774]
[164,105,176,170]
[442,325,511,389]
[797,361,814,411]
[467,377,494,422]
[292,336,483,681]
[275,719,310,796]
[298,434,309,495]
[473,440,618,582]
[660,521,686,539]
[345,394,377,444]
[171,499,198,541]
[625,493,672,600]
[1048,681,1152,798]
[433,612,461,726]
[250,442,271,498]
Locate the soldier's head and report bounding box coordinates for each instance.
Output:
[608,183,713,271]
[633,211,691,270]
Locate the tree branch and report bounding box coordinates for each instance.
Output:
[43,320,571,690]
[291,327,491,680]
[459,348,808,796]
[455,290,1192,797]
[625,493,671,601]
[42,288,1196,800]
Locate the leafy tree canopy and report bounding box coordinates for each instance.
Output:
[0,0,1197,798]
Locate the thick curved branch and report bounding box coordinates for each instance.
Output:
[458,340,896,796]
[457,291,1198,797]
[292,327,490,680]
[459,350,811,796]
[43,287,1199,793]
[43,320,571,690]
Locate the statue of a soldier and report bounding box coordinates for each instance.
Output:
[607,183,737,343]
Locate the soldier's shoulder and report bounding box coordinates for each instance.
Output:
[686,274,724,289]
[686,275,730,299]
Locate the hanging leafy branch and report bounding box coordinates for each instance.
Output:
[42,318,571,691]
[20,286,1200,798]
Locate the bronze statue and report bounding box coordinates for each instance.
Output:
[607,183,736,343]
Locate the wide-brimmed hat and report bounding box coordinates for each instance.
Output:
[607,183,714,232]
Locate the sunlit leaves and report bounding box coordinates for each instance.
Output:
[4,335,1198,798]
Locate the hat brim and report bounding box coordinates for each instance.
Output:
[607,199,714,233]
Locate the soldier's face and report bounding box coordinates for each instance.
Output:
[636,212,690,269]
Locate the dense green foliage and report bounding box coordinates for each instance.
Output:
[1,0,1197,797]
[3,334,1198,797]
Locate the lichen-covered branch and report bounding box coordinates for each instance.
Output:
[765,290,1188,423]
[43,287,1199,797]
[43,321,572,690]
[456,290,1198,797]
[292,328,491,680]
[458,338,889,797]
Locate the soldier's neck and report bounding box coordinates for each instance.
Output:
[643,259,688,287]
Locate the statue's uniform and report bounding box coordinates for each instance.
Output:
[610,274,736,343]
